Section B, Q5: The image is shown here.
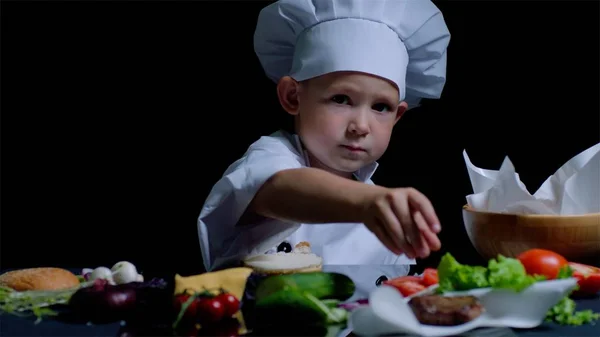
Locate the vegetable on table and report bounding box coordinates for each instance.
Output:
[250,272,355,328]
[382,268,439,297]
[68,277,171,324]
[255,287,348,326]
[111,261,140,285]
[172,288,241,329]
[437,254,490,292]
[435,250,600,326]
[437,252,544,293]
[171,268,253,335]
[1,274,170,325]
[384,276,427,297]
[421,268,439,287]
[83,261,143,285]
[389,279,426,297]
[215,292,241,317]
[545,295,599,326]
[254,272,356,301]
[0,285,77,323]
[568,262,600,296]
[487,254,542,291]
[517,248,569,280]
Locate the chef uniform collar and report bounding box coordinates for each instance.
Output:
[254,0,451,109]
[289,132,379,182]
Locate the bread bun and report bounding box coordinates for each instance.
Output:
[245,264,323,275]
[243,252,323,275]
[0,267,80,291]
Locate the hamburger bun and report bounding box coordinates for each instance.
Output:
[0,267,81,291]
[245,263,323,275]
[243,252,323,275]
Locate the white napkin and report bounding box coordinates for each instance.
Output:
[463,143,600,215]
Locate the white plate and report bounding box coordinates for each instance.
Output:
[350,278,578,337]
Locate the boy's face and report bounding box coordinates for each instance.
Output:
[278,71,407,176]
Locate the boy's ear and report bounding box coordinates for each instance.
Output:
[277,76,301,116]
[394,101,409,124]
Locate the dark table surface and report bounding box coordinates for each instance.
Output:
[1,267,599,337]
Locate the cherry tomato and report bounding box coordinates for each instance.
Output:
[517,249,568,279]
[569,262,600,296]
[215,293,240,317]
[173,294,198,321]
[422,268,439,287]
[196,297,225,324]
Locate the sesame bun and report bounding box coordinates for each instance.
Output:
[0,267,80,291]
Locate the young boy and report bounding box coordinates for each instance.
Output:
[198,0,450,289]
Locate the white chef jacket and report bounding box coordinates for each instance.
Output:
[198,130,414,298]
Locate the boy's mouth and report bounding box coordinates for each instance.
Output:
[340,145,367,152]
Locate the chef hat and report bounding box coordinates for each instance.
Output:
[254,0,450,108]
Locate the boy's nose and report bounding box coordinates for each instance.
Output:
[347,112,370,136]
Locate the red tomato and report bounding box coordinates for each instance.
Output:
[392,281,426,297]
[215,293,240,317]
[173,294,198,322]
[196,297,225,324]
[569,262,600,296]
[517,249,568,279]
[422,268,439,287]
[383,276,423,287]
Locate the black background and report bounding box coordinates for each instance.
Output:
[1,1,598,278]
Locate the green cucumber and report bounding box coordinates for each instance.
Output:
[255,272,355,302]
[255,289,348,326]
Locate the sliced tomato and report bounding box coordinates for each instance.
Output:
[389,281,426,297]
[383,270,438,297]
[383,276,423,287]
[384,276,427,297]
[569,262,600,296]
[422,268,439,287]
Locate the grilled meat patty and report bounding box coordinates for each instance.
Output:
[408,295,484,326]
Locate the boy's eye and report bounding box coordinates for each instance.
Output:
[372,103,392,113]
[330,94,350,105]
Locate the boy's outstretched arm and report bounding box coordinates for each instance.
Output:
[249,167,380,224]
[248,167,442,259]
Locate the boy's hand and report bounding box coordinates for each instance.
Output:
[361,187,442,259]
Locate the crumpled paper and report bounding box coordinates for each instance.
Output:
[463,143,600,215]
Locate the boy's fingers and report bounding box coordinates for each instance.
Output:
[415,233,430,258]
[407,189,441,233]
[409,208,435,257]
[390,194,423,258]
[371,219,403,255]
[377,204,416,258]
[413,210,441,252]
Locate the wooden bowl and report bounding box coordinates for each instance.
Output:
[462,205,600,264]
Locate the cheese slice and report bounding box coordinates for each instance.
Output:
[173,267,253,301]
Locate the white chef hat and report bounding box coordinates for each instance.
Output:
[254,0,450,108]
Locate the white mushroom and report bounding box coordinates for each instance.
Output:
[90,267,114,283]
[111,261,139,284]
